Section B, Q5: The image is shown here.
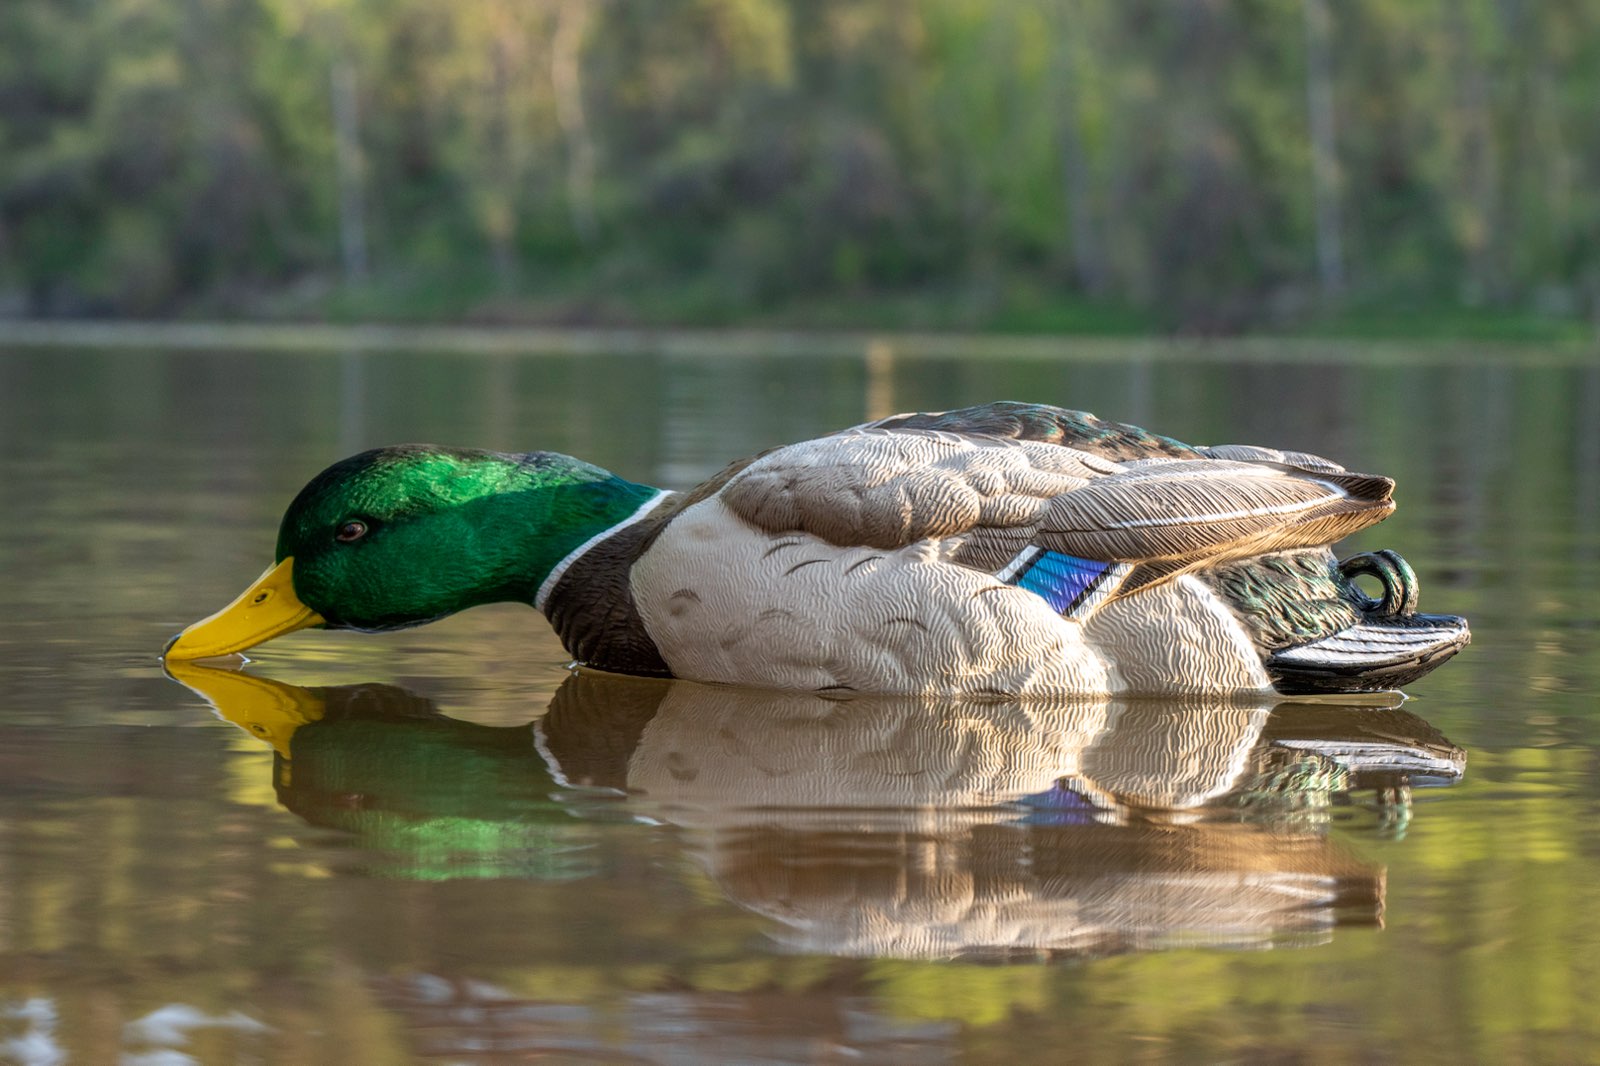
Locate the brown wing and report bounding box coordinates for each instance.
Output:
[1198,443,1350,474]
[719,418,1394,601]
[720,429,1099,549]
[1035,458,1394,592]
[863,401,1200,461]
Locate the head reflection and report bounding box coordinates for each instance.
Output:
[169,664,1464,959]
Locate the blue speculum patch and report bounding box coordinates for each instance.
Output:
[1007,549,1123,616]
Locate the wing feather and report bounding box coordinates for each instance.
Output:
[864,402,1198,460]
[717,406,1395,602]
[720,429,1091,550]
[1037,460,1392,591]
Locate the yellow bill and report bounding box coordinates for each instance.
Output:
[163,557,324,661]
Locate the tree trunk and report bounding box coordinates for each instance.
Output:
[553,0,598,247]
[330,56,369,284]
[1449,4,1503,305]
[1303,0,1344,299]
[1057,0,1107,296]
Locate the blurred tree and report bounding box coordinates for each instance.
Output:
[1,0,1597,329]
[1303,0,1344,299]
[1054,0,1109,297]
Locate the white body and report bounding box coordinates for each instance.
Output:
[631,496,1273,697]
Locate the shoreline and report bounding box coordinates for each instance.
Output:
[0,317,1593,366]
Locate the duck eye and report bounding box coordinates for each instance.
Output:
[335,520,369,543]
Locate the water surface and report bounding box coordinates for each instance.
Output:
[1,342,1596,1064]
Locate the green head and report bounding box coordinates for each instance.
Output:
[165,445,658,659]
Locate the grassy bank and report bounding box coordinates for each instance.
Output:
[1,318,1593,368]
[221,263,1600,346]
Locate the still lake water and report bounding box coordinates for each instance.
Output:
[0,339,1597,1064]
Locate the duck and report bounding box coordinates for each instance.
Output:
[162,401,1469,697]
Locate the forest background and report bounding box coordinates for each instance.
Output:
[2,0,1598,338]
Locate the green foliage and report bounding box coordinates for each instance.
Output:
[2,0,1600,331]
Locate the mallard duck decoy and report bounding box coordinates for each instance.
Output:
[163,402,1468,696]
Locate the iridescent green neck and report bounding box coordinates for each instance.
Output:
[278,447,662,631]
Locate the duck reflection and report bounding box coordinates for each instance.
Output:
[166,663,592,881]
[167,664,1465,959]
